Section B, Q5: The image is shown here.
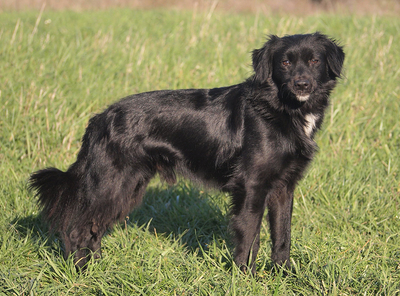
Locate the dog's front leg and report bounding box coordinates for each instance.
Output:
[267,186,294,269]
[231,191,266,274]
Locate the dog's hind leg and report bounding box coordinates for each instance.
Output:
[87,222,106,260]
[63,218,112,268]
[69,173,153,268]
[62,225,94,268]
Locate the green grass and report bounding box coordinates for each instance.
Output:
[1,8,399,295]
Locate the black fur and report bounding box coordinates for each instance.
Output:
[29,32,344,272]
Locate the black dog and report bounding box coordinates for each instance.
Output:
[29,32,344,273]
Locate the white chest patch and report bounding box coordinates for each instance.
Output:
[304,114,318,137]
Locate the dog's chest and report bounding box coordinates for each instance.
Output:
[303,113,318,137]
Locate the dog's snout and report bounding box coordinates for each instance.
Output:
[294,79,311,91]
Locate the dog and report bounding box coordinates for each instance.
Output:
[29,32,344,273]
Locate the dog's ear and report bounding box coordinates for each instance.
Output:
[252,35,279,84]
[322,34,345,79]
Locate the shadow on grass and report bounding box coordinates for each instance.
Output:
[11,213,65,256]
[14,180,232,263]
[128,181,232,252]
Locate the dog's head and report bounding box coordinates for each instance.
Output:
[252,32,345,105]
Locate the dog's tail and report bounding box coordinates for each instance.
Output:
[29,168,77,232]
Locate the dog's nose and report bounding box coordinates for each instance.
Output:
[294,79,311,91]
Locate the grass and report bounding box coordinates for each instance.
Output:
[3,0,400,16]
[0,7,399,295]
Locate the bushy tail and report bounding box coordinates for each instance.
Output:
[29,168,77,232]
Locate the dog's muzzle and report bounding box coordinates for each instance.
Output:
[294,79,312,101]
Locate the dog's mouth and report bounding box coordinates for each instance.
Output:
[295,93,310,102]
[279,90,309,109]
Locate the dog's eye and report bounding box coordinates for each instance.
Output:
[310,59,319,65]
[282,60,291,66]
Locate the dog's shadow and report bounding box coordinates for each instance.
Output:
[15,180,231,260]
[128,181,231,252]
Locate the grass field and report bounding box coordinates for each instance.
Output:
[0,7,399,295]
